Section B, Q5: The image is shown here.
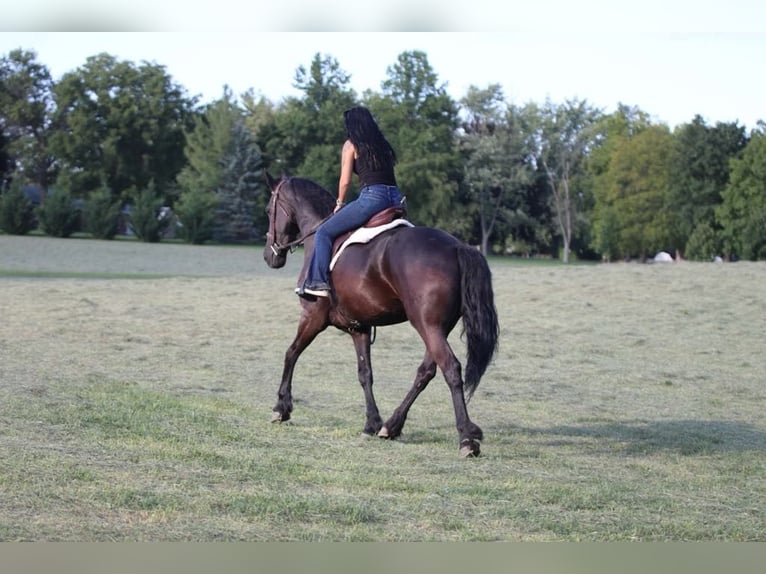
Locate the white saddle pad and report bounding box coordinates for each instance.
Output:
[329,219,414,271]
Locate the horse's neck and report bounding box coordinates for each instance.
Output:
[289,182,333,234]
[297,209,329,236]
[295,194,332,234]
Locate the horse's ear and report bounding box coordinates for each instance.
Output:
[264,170,277,191]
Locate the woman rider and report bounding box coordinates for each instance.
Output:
[296,106,404,299]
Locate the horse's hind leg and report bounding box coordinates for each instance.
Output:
[379,351,437,439]
[350,330,383,435]
[272,310,327,423]
[394,331,483,457]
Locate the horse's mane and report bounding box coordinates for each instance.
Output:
[284,176,335,217]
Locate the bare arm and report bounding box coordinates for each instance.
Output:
[336,140,355,212]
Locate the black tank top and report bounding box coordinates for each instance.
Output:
[353,151,397,188]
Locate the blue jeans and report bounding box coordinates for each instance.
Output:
[305,184,404,288]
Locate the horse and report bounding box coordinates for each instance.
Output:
[262,172,499,457]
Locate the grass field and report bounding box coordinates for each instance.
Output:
[1,234,764,541]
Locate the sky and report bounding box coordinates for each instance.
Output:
[2,1,765,130]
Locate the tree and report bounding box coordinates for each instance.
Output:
[588,104,653,260]
[267,53,356,188]
[214,121,264,243]
[668,115,747,256]
[459,85,536,254]
[174,186,218,245]
[176,88,264,243]
[717,131,766,260]
[0,179,36,234]
[0,49,55,191]
[50,53,195,199]
[599,124,674,260]
[128,180,169,243]
[177,91,236,201]
[372,50,461,228]
[83,186,120,239]
[537,98,601,262]
[37,187,80,237]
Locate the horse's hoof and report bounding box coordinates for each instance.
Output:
[460,439,481,458]
[271,411,283,423]
[378,426,389,438]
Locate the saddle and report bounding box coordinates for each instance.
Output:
[331,206,407,256]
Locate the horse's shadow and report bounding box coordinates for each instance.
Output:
[498,419,766,455]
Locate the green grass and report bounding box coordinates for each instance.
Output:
[0,237,764,540]
[0,269,173,279]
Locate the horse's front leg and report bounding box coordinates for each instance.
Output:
[350,329,383,435]
[272,307,328,423]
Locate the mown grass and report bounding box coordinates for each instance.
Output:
[0,236,764,540]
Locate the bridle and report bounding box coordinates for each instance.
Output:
[266,177,331,256]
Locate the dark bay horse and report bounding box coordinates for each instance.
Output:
[263,172,499,457]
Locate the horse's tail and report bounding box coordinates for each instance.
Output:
[457,245,500,402]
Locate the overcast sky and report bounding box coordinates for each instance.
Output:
[3,2,765,130]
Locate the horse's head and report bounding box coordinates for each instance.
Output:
[263,171,299,269]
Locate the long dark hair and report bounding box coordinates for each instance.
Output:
[343,106,397,171]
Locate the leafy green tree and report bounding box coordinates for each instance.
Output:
[37,187,80,237]
[591,205,621,261]
[588,104,653,259]
[668,115,747,256]
[50,53,195,199]
[0,179,36,234]
[459,85,536,254]
[600,124,674,260]
[717,130,766,260]
[260,53,356,188]
[537,98,602,262]
[370,50,461,228]
[0,49,55,191]
[128,180,169,243]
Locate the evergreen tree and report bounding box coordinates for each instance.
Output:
[717,130,766,260]
[668,115,748,256]
[175,185,218,245]
[128,180,169,243]
[213,121,264,243]
[177,87,264,243]
[84,186,120,239]
[0,180,36,234]
[37,187,79,237]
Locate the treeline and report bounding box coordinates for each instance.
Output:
[1,48,765,260]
